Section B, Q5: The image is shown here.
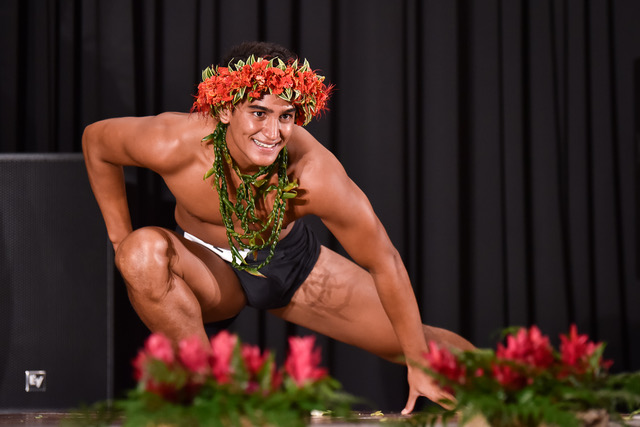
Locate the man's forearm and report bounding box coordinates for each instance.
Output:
[371,252,429,362]
[83,130,134,250]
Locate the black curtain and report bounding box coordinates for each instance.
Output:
[2,0,639,411]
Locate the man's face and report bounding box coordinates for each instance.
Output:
[220,94,297,173]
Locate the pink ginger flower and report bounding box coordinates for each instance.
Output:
[491,326,554,390]
[132,333,177,399]
[423,341,467,387]
[210,331,237,384]
[179,336,210,374]
[496,326,554,369]
[285,336,327,387]
[242,344,270,393]
[144,333,175,364]
[242,344,269,375]
[492,363,530,390]
[559,324,611,375]
[132,350,148,381]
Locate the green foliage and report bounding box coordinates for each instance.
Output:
[110,376,353,427]
[66,333,357,427]
[410,326,640,427]
[204,122,298,275]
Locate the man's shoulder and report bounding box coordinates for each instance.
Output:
[288,126,348,193]
[289,126,337,163]
[131,112,215,150]
[149,112,212,133]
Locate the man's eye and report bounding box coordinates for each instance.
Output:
[253,111,265,117]
[281,114,292,120]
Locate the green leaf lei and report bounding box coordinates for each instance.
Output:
[202,122,298,276]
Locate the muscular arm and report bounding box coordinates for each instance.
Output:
[82,113,206,250]
[298,138,450,412]
[83,118,136,250]
[302,143,427,364]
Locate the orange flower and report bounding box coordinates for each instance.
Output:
[192,56,332,126]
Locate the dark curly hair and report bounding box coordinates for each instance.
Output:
[219,41,297,67]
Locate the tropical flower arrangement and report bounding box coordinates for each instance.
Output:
[192,55,332,126]
[75,331,355,427]
[412,325,640,427]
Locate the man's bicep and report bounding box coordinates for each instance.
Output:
[83,116,165,169]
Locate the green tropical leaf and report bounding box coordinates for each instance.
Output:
[283,191,297,199]
[203,167,215,180]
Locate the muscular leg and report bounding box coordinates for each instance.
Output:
[270,246,474,362]
[115,226,247,345]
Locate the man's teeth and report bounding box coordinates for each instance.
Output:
[253,139,277,148]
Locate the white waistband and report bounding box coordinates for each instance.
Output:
[183,231,250,264]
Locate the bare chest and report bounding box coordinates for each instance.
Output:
[165,162,301,243]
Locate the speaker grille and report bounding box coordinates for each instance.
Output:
[0,153,112,409]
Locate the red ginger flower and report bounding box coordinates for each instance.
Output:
[179,335,210,375]
[423,341,467,390]
[490,326,555,390]
[210,330,237,384]
[132,350,148,382]
[285,336,327,387]
[145,333,175,365]
[131,333,180,400]
[241,344,274,394]
[242,344,269,376]
[496,326,554,369]
[492,364,530,390]
[559,324,611,375]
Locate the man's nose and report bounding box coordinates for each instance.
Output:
[263,117,279,140]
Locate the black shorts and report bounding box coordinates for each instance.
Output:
[233,220,321,309]
[182,220,321,310]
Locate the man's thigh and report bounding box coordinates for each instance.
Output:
[269,245,402,361]
[156,228,248,322]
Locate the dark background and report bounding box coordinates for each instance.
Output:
[1,0,639,411]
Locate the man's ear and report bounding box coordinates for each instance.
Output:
[218,108,232,124]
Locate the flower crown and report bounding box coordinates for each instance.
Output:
[192,55,332,126]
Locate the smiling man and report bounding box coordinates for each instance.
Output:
[82,41,474,413]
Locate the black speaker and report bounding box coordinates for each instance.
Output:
[0,153,113,410]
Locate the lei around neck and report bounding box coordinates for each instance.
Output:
[194,56,331,275]
[202,123,298,275]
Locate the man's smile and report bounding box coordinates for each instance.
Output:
[252,138,280,149]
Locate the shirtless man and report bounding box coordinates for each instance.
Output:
[82,41,474,414]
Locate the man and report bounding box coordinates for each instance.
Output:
[82,41,474,414]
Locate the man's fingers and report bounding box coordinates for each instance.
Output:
[438,391,456,410]
[401,391,418,415]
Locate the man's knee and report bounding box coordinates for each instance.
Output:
[115,227,177,297]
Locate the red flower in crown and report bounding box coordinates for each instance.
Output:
[192,56,333,126]
[284,335,328,387]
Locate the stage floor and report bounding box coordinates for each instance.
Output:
[0,412,412,426]
[1,412,640,426]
